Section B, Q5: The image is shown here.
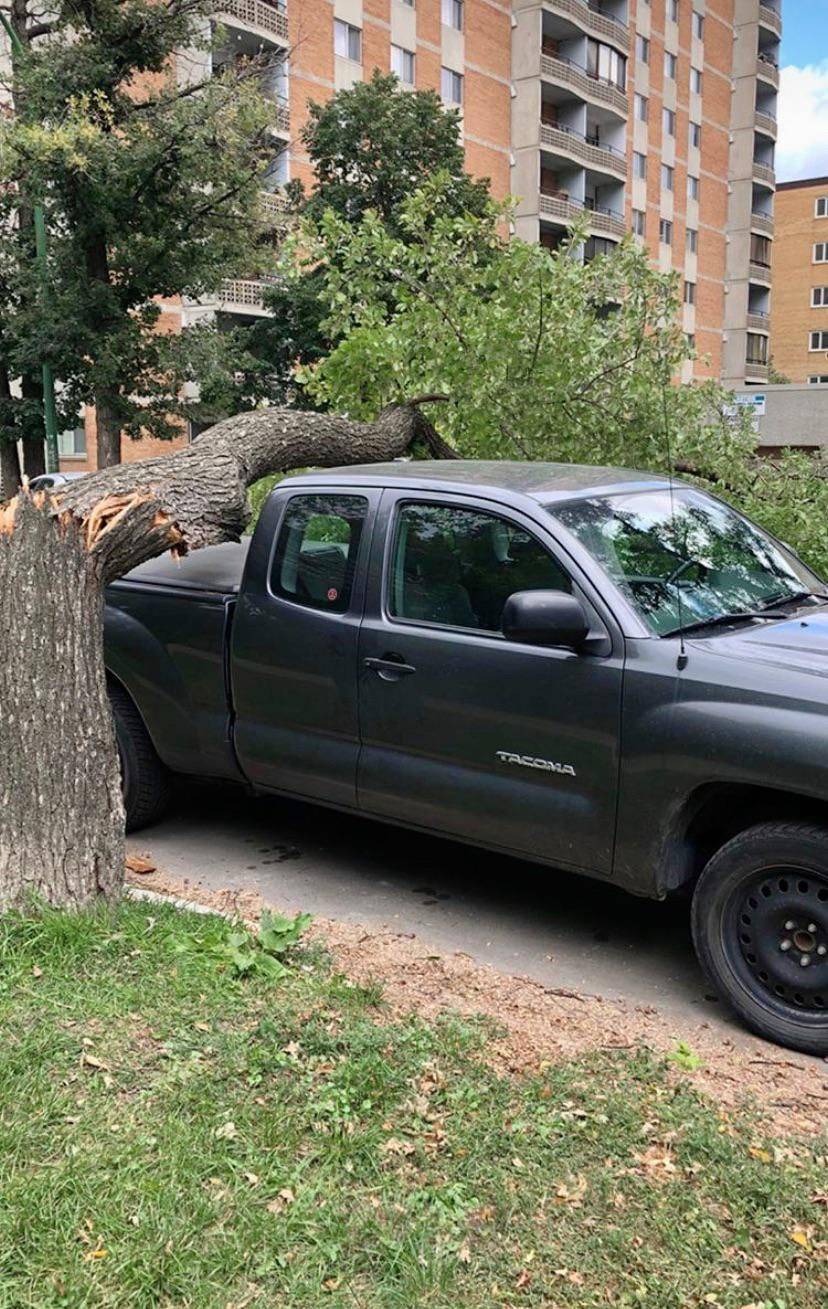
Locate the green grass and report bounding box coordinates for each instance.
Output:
[0,902,825,1308]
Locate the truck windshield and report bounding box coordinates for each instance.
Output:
[549,487,826,636]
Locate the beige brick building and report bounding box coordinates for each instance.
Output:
[770,177,828,386]
[61,0,781,469]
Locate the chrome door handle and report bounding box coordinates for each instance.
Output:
[363,656,417,679]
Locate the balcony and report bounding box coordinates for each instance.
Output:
[542,0,629,52]
[754,109,777,140]
[749,262,772,286]
[747,311,771,333]
[745,359,769,382]
[219,279,273,315]
[752,159,776,189]
[758,3,782,38]
[259,189,289,222]
[540,53,628,116]
[271,100,290,134]
[750,210,774,237]
[214,0,288,43]
[540,122,627,180]
[757,53,780,89]
[539,190,626,240]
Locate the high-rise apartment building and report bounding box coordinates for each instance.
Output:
[512,0,781,385]
[769,177,828,386]
[51,0,781,469]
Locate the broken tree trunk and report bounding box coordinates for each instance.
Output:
[0,401,451,912]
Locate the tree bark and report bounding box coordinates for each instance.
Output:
[94,397,122,469]
[0,400,453,911]
[0,441,22,500]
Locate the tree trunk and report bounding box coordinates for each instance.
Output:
[0,400,453,911]
[94,397,122,469]
[0,441,22,500]
[20,375,46,480]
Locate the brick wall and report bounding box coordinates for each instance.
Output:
[771,180,828,384]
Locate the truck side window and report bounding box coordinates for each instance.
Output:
[389,502,571,632]
[271,494,368,613]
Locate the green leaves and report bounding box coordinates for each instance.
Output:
[176,909,312,982]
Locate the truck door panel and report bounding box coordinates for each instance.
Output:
[357,492,624,875]
[231,488,379,807]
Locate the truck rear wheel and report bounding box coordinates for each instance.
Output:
[109,683,170,833]
[692,822,828,1056]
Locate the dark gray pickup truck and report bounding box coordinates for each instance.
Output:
[105,461,828,1054]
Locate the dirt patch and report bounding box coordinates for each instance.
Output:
[127,865,828,1139]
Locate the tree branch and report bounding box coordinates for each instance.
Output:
[49,400,455,583]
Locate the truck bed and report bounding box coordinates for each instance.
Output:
[105,542,251,784]
[120,540,251,596]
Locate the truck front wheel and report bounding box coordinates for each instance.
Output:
[109,683,170,833]
[692,822,828,1056]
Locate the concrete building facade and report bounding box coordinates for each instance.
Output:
[57,0,780,469]
[770,177,828,387]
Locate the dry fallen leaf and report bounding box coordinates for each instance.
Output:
[381,1137,416,1157]
[81,1053,107,1071]
[266,1188,296,1214]
[515,1268,532,1290]
[125,855,156,875]
[748,1146,772,1164]
[790,1227,813,1253]
[214,1121,237,1141]
[457,1243,471,1264]
[32,965,43,978]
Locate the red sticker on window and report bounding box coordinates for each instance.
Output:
[327,587,339,602]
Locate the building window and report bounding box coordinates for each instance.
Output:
[690,66,702,94]
[633,150,647,179]
[814,243,828,263]
[692,10,704,39]
[689,120,701,149]
[686,332,696,351]
[391,44,415,85]
[751,233,772,266]
[441,0,462,30]
[58,423,87,458]
[664,51,677,80]
[810,331,828,351]
[686,227,698,254]
[632,208,646,237]
[334,19,361,61]
[587,39,626,91]
[636,34,649,63]
[747,334,768,365]
[659,218,673,245]
[816,198,828,218]
[441,66,463,106]
[813,287,828,307]
[662,107,675,137]
[668,0,679,19]
[687,174,699,202]
[661,163,674,192]
[634,93,648,122]
[684,280,696,305]
[809,375,828,384]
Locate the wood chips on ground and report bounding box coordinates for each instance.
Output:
[126,866,828,1141]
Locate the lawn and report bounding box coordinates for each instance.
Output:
[0,900,824,1308]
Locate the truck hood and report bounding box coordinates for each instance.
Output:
[695,606,828,680]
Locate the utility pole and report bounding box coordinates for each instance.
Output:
[0,8,60,473]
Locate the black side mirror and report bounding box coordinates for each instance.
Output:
[501,590,590,651]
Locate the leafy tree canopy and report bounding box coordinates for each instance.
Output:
[259,71,491,407]
[0,0,281,467]
[300,178,828,576]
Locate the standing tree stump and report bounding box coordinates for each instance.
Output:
[0,401,452,911]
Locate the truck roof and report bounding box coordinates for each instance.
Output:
[287,460,675,504]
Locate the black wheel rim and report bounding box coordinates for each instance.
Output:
[726,865,828,1025]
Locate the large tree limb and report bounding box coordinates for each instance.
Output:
[53,400,455,584]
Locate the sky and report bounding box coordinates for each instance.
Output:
[777,0,828,181]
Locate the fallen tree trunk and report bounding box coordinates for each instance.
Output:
[0,401,451,911]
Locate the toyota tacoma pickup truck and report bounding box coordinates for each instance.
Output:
[105,461,828,1055]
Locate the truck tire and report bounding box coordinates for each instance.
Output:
[109,683,170,833]
[692,822,828,1056]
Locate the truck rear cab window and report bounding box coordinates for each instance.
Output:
[271,494,368,612]
[389,501,571,632]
